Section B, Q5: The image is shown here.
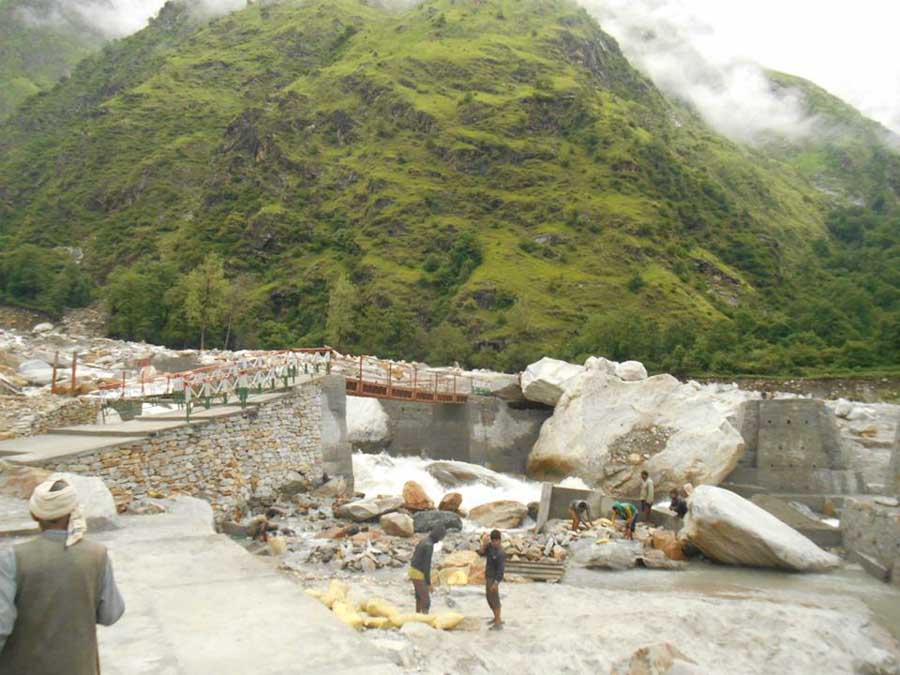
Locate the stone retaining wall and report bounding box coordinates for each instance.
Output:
[31,377,351,516]
[0,396,98,440]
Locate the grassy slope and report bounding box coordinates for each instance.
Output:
[0,0,895,370]
[0,0,105,118]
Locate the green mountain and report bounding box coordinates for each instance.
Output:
[0,0,897,376]
[0,0,107,119]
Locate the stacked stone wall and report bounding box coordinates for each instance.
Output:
[0,396,98,440]
[34,384,330,515]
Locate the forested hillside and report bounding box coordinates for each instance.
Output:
[0,0,897,375]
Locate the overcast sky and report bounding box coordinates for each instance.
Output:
[593,0,900,135]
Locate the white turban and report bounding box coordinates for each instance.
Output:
[29,478,87,547]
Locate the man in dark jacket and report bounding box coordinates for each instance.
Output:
[408,525,445,613]
[479,529,506,630]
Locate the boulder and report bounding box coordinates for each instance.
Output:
[335,496,404,522]
[680,486,840,572]
[402,481,434,511]
[412,510,462,533]
[380,512,415,538]
[277,470,312,498]
[54,473,120,530]
[468,500,528,529]
[439,492,463,513]
[572,539,642,570]
[32,323,54,333]
[520,357,585,406]
[611,643,699,675]
[527,501,540,520]
[425,461,501,488]
[346,396,390,449]
[615,360,648,382]
[313,476,349,499]
[527,368,748,495]
[0,463,119,530]
[17,359,55,385]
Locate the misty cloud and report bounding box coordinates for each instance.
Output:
[14,0,246,40]
[579,0,817,143]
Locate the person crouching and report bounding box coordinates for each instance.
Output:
[408,525,445,614]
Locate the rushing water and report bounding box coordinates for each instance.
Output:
[352,452,588,512]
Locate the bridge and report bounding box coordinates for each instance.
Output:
[85,348,473,420]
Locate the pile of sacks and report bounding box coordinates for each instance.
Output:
[305,580,465,631]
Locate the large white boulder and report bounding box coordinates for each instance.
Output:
[527,369,747,494]
[681,486,840,572]
[521,357,585,406]
[346,396,390,448]
[17,359,55,385]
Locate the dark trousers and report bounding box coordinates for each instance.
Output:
[485,579,501,611]
[412,579,430,614]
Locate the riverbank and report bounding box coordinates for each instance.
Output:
[280,559,900,674]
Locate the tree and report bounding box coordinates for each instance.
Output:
[222,275,262,350]
[183,254,228,351]
[426,323,472,366]
[104,266,167,342]
[325,273,356,349]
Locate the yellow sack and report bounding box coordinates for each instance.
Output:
[595,538,610,545]
[304,588,323,600]
[362,598,400,621]
[362,616,392,630]
[333,600,364,630]
[321,579,349,609]
[391,613,437,629]
[433,612,465,630]
[268,536,288,556]
[438,568,469,586]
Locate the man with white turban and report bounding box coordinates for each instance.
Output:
[0,478,125,674]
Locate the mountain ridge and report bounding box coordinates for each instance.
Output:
[0,0,897,376]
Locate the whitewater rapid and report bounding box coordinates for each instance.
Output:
[351,452,588,513]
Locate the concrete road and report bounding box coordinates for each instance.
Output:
[93,500,400,675]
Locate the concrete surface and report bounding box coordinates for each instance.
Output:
[90,499,399,675]
[751,495,842,548]
[535,483,605,532]
[48,419,189,437]
[728,399,864,494]
[0,434,146,464]
[371,396,550,474]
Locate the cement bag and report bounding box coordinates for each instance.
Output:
[321,580,349,609]
[332,601,364,630]
[304,588,323,600]
[433,612,465,630]
[391,613,437,629]
[363,616,392,630]
[268,536,288,556]
[362,598,400,621]
[439,568,468,586]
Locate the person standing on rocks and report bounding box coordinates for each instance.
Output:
[0,478,125,675]
[640,471,655,523]
[409,525,445,614]
[479,529,506,630]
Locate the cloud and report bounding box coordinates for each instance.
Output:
[14,0,246,40]
[578,0,817,143]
